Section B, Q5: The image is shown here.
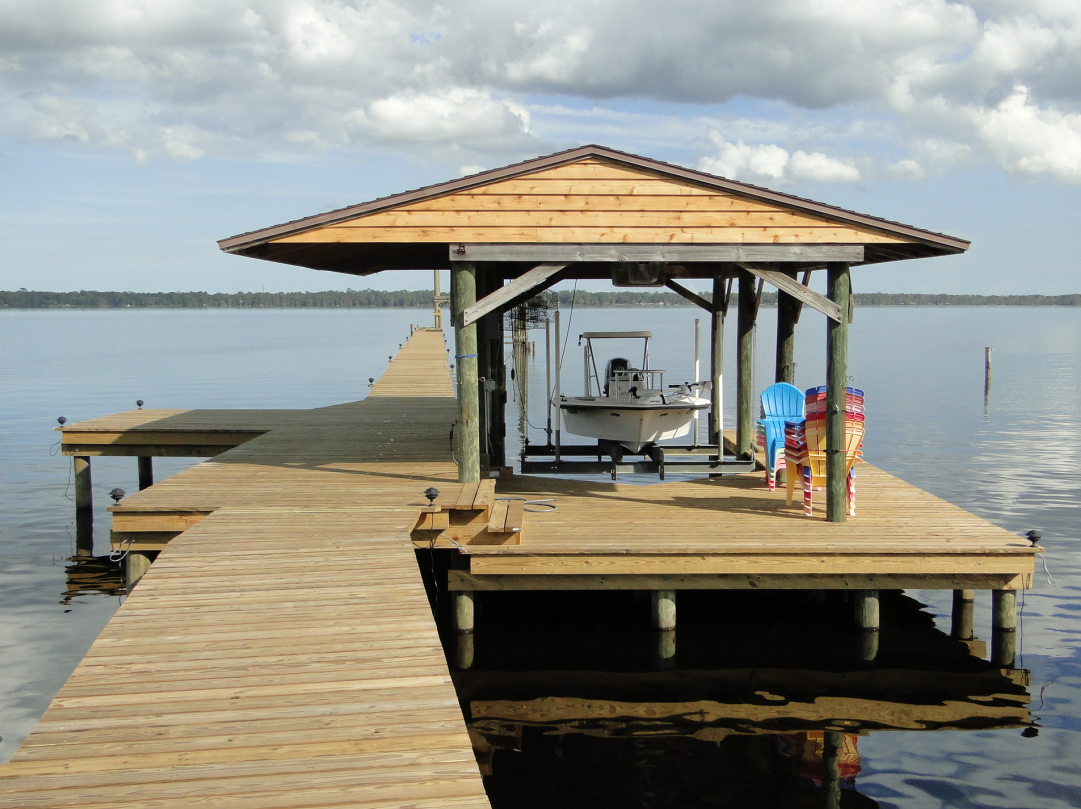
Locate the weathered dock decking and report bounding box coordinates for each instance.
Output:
[0,330,488,808]
[2,327,1037,806]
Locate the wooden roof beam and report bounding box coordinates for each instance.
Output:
[451,244,864,264]
[462,263,568,327]
[736,263,843,323]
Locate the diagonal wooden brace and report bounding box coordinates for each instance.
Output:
[462,263,568,327]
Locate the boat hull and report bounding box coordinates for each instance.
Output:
[560,399,708,452]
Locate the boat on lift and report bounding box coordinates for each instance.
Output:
[558,331,711,453]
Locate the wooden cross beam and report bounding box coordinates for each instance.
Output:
[462,263,568,327]
[735,263,842,323]
[664,279,713,311]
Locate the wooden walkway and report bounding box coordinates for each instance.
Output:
[0,330,489,809]
[2,326,1039,806]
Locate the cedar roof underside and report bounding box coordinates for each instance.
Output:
[226,158,963,277]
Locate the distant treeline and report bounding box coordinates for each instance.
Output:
[2,289,1079,309]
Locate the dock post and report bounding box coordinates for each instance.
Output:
[75,510,94,557]
[951,589,975,640]
[475,269,492,478]
[651,589,676,630]
[653,630,676,670]
[775,270,798,384]
[137,456,154,490]
[453,633,475,670]
[853,589,879,630]
[825,262,851,523]
[74,455,93,512]
[453,590,475,633]
[991,589,1017,667]
[709,274,725,448]
[451,554,475,633]
[489,272,507,470]
[452,262,481,483]
[736,270,755,457]
[126,551,153,589]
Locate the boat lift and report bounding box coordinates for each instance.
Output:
[520,311,757,480]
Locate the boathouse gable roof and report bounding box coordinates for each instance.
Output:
[218,145,969,276]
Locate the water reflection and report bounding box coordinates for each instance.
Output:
[60,554,125,604]
[60,512,125,603]
[437,588,1032,808]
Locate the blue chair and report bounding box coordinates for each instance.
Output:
[756,382,805,490]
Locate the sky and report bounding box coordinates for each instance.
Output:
[1,0,1080,294]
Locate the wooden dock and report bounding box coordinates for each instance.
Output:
[1,326,1038,806]
[0,330,489,808]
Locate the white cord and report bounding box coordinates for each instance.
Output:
[494,496,558,512]
[1039,552,1058,586]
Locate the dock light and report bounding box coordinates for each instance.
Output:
[423,487,440,504]
[388,356,393,361]
[368,377,375,385]
[136,400,144,409]
[1027,529,1042,547]
[109,488,126,504]
[57,417,67,426]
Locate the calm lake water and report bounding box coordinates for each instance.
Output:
[1,305,1079,808]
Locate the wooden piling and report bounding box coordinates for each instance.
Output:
[75,510,94,558]
[952,589,976,640]
[73,455,92,511]
[736,270,756,457]
[857,630,880,663]
[991,589,1017,667]
[775,270,798,384]
[475,270,492,478]
[137,456,154,490]
[453,632,475,670]
[126,551,153,590]
[854,589,879,630]
[826,263,851,523]
[453,590,475,633]
[452,262,480,483]
[709,274,725,447]
[489,280,507,470]
[653,629,676,670]
[651,589,676,630]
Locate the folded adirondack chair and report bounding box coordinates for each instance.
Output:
[785,388,865,516]
[755,382,805,491]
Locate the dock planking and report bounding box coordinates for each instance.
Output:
[3,326,1039,806]
[0,330,489,808]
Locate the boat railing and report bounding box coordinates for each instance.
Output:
[609,369,665,400]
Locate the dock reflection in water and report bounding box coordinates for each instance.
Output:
[437,588,1031,808]
[60,511,125,604]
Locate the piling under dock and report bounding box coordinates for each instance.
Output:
[1,327,1037,806]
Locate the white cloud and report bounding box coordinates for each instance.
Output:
[348,88,532,147]
[0,0,1080,181]
[972,86,1081,181]
[887,158,926,179]
[788,150,861,182]
[698,133,860,183]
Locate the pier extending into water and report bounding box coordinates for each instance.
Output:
[1,145,1042,805]
[0,326,1038,806]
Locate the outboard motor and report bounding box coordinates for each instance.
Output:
[603,357,629,396]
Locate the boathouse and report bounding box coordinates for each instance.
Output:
[0,146,1036,807]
